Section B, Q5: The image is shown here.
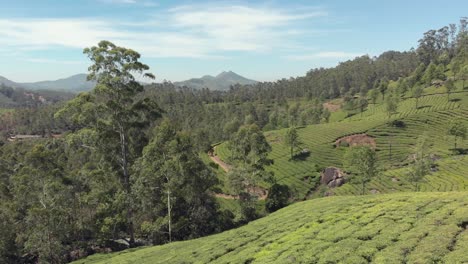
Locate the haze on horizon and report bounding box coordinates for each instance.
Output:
[0,0,467,83]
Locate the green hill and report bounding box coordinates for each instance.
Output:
[73,192,468,264]
[214,87,468,199]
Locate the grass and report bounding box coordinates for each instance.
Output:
[73,192,468,264]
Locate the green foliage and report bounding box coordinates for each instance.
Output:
[265,184,291,212]
[385,93,399,117]
[284,127,301,159]
[411,86,424,109]
[447,119,467,149]
[228,124,272,169]
[133,120,219,243]
[408,134,432,191]
[445,78,455,101]
[344,146,378,195]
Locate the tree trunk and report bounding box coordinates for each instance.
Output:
[119,125,135,246]
[167,189,172,243]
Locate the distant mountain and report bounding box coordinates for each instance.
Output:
[0,76,19,88]
[0,74,95,92]
[174,71,257,90]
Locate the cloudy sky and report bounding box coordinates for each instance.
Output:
[0,0,467,82]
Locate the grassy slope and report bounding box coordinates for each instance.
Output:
[74,192,468,264]
[216,87,468,199]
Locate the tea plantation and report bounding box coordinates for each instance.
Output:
[73,192,468,264]
[216,90,468,199]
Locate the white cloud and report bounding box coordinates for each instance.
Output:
[284,51,364,61]
[0,4,326,58]
[21,58,85,65]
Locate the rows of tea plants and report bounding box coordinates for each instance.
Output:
[74,192,468,264]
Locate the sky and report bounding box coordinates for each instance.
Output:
[0,0,467,83]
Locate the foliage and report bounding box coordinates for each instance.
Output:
[344,146,378,195]
[133,120,219,243]
[408,134,432,191]
[265,184,291,212]
[284,127,301,159]
[228,124,272,169]
[411,86,424,109]
[447,119,467,149]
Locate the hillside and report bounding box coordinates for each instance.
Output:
[174,71,257,90]
[73,192,468,264]
[213,85,468,199]
[0,74,95,92]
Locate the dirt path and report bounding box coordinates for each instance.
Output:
[208,147,231,172]
[209,147,267,200]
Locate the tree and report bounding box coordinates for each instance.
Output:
[344,146,378,195]
[447,120,467,149]
[358,97,369,116]
[412,86,424,109]
[385,94,398,118]
[457,65,468,89]
[265,184,291,212]
[134,120,218,243]
[379,78,389,100]
[445,78,455,101]
[422,62,437,85]
[409,135,432,191]
[56,40,161,246]
[228,124,272,169]
[284,127,301,159]
[369,88,379,104]
[321,108,331,123]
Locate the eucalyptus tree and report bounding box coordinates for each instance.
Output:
[56,40,161,246]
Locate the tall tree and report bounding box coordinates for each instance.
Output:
[284,127,301,159]
[447,120,467,149]
[344,146,378,195]
[56,40,161,246]
[379,78,389,100]
[445,78,455,101]
[369,88,379,104]
[409,135,432,191]
[412,86,424,109]
[133,120,218,244]
[358,97,369,116]
[385,94,399,118]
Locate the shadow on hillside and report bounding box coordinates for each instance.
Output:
[292,151,311,161]
[416,105,431,110]
[450,148,468,155]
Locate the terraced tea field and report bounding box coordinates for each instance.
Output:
[73,192,468,264]
[215,92,468,199]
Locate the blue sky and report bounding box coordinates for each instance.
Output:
[0,0,467,82]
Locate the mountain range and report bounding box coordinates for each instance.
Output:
[0,71,257,92]
[174,71,257,90]
[0,74,95,92]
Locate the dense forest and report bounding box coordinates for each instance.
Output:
[0,19,467,263]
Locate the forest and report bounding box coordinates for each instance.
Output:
[0,19,467,263]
